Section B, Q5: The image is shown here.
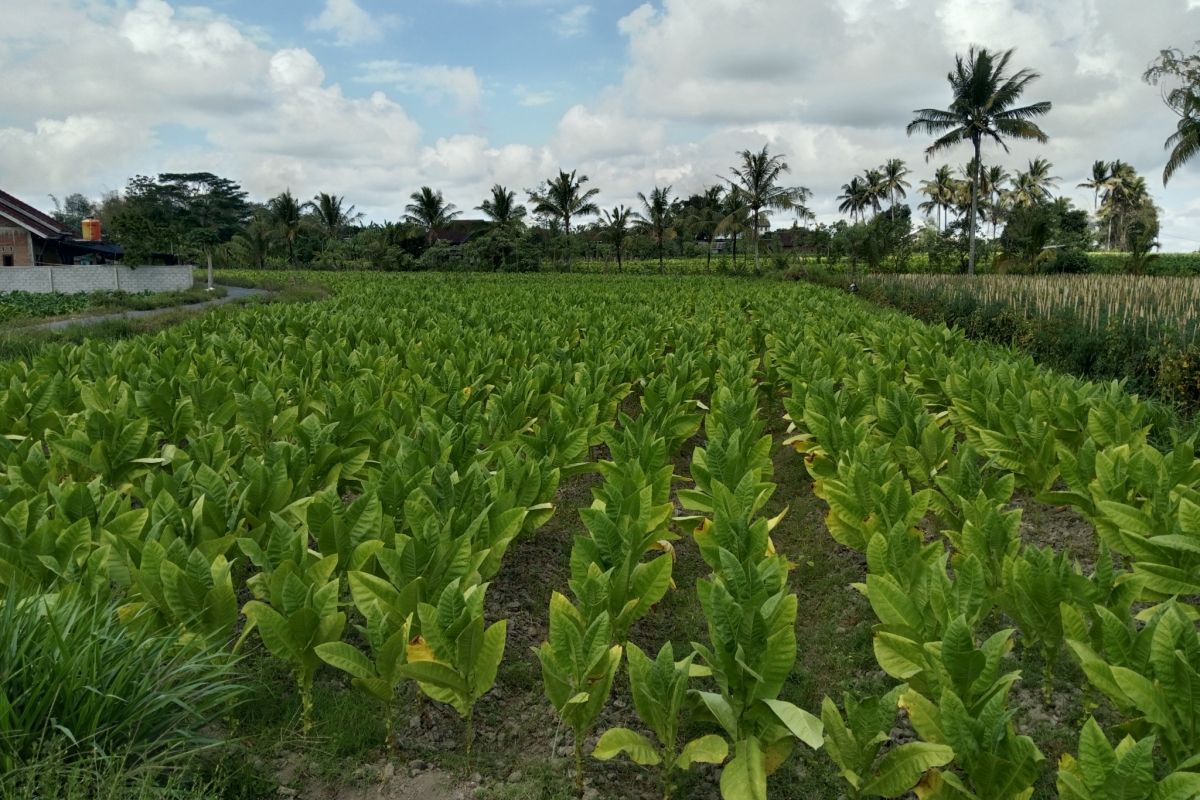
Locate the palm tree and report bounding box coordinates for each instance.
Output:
[230,213,274,270]
[305,192,364,242]
[636,186,675,274]
[477,184,526,232]
[527,170,600,271]
[1008,158,1060,208]
[685,186,725,272]
[1099,163,1154,251]
[1078,160,1111,211]
[1144,49,1200,185]
[983,165,1011,237]
[268,189,304,264]
[837,177,869,223]
[863,169,887,217]
[717,190,753,271]
[725,146,809,274]
[881,159,912,219]
[600,206,633,272]
[405,187,461,246]
[907,46,1052,273]
[918,165,956,231]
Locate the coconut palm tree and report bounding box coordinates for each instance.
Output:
[229,213,274,270]
[837,177,869,223]
[268,189,304,264]
[918,165,956,231]
[881,159,912,219]
[405,187,461,246]
[636,186,675,274]
[685,186,725,272]
[863,169,887,217]
[725,146,809,273]
[1078,160,1112,211]
[477,184,526,232]
[982,165,1011,237]
[1008,158,1060,209]
[717,190,753,271]
[600,206,633,272]
[306,192,364,243]
[908,46,1052,273]
[527,170,601,272]
[1144,47,1200,185]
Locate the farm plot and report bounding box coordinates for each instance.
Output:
[1,273,1198,800]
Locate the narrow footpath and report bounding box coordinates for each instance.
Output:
[21,286,268,332]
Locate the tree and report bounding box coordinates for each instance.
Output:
[405,187,461,246]
[908,46,1052,274]
[863,169,887,217]
[1144,42,1200,185]
[1008,158,1059,208]
[49,193,95,234]
[477,185,526,232]
[983,165,1011,237]
[306,192,363,243]
[881,159,912,220]
[683,186,725,272]
[228,212,275,270]
[268,189,304,264]
[600,206,633,272]
[725,146,809,274]
[1099,163,1156,251]
[527,170,600,272]
[717,190,753,271]
[1077,160,1111,211]
[636,186,675,274]
[918,165,957,231]
[837,177,869,223]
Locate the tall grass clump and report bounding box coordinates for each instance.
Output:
[0,590,245,775]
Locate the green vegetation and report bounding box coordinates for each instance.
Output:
[1,271,1199,800]
[0,285,226,325]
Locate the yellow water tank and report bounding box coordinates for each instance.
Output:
[82,218,102,242]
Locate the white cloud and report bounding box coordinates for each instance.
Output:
[357,61,484,113]
[306,0,399,46]
[555,4,592,38]
[515,84,555,107]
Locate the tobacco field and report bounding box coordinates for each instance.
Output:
[2,273,1199,800]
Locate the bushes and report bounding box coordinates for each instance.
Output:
[0,590,245,772]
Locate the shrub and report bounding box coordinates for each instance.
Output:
[0,590,245,772]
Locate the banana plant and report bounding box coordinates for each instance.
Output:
[237,514,346,734]
[592,642,728,800]
[1056,717,1200,800]
[395,579,506,767]
[536,593,623,796]
[821,685,954,799]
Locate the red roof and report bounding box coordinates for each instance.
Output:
[0,189,72,239]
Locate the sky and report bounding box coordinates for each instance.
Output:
[1,0,1199,248]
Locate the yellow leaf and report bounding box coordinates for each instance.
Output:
[407,636,435,662]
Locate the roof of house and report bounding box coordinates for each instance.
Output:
[0,189,73,239]
[436,219,491,245]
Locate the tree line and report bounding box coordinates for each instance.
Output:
[47,41,1199,276]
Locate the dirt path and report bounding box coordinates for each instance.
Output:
[20,285,267,331]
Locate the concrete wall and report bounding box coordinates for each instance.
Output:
[0,265,194,294]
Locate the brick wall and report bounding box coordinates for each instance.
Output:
[0,227,34,266]
[0,265,194,294]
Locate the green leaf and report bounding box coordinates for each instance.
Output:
[860,742,955,798]
[592,728,662,766]
[316,641,374,680]
[762,699,824,749]
[720,737,767,800]
[677,735,729,769]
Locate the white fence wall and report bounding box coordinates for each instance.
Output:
[0,265,193,294]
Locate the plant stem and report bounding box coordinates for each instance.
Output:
[574,734,584,798]
[465,712,475,774]
[299,671,314,736]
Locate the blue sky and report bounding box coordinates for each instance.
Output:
[2,0,1199,246]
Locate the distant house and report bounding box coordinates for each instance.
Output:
[0,189,123,266]
[436,219,491,246]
